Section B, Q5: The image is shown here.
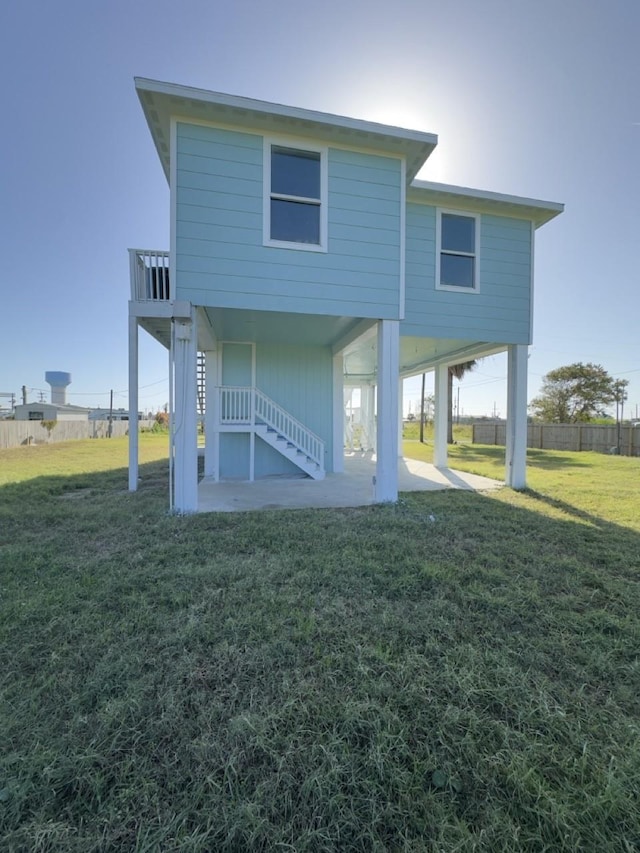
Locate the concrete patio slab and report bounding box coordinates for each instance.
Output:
[197,452,502,512]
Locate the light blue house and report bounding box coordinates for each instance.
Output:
[128,78,563,512]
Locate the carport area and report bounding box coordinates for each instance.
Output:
[197,452,501,513]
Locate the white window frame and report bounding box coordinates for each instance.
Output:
[263,137,328,252]
[435,208,480,293]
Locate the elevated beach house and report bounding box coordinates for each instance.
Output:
[128,78,562,512]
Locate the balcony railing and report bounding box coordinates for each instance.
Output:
[129,249,170,301]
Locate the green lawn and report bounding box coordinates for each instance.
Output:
[1,437,639,851]
[403,429,640,532]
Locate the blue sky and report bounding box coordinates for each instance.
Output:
[1,0,638,419]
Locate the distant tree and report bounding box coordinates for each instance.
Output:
[529,362,617,423]
[448,361,477,442]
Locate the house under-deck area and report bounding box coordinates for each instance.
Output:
[128,248,523,513]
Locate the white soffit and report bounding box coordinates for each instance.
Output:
[135,78,438,183]
[409,180,564,228]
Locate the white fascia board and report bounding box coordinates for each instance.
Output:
[135,78,437,182]
[409,180,564,227]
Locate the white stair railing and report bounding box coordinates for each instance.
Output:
[216,386,324,471]
[128,249,170,301]
[218,386,252,424]
[254,388,324,470]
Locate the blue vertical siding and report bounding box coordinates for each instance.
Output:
[402,204,533,343]
[218,339,333,478]
[221,343,253,385]
[219,434,250,479]
[175,122,402,319]
[256,342,334,474]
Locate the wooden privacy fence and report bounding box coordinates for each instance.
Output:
[0,420,155,450]
[472,422,640,456]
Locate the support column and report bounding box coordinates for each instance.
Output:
[506,344,528,489]
[332,353,344,472]
[375,320,399,502]
[128,313,139,491]
[398,378,404,457]
[361,384,375,452]
[173,310,198,513]
[204,349,218,479]
[433,363,448,468]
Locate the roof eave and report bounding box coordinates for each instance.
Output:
[135,77,438,183]
[409,179,564,227]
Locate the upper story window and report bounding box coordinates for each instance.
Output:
[436,210,480,292]
[264,140,327,251]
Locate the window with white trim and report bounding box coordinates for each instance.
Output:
[436,211,479,291]
[264,142,327,250]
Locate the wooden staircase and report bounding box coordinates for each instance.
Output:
[254,424,324,479]
[217,386,325,480]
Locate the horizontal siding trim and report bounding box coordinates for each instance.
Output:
[329,222,399,247]
[177,193,262,216]
[177,210,261,232]
[177,184,258,207]
[482,216,531,235]
[404,297,529,320]
[328,192,399,217]
[176,233,398,265]
[177,138,263,167]
[178,155,262,182]
[178,284,399,318]
[177,273,398,302]
[177,258,399,290]
[330,148,400,171]
[177,122,261,150]
[482,234,531,252]
[177,238,399,275]
[329,177,400,203]
[329,160,402,187]
[178,168,261,194]
[329,206,399,230]
[176,221,261,246]
[174,124,403,317]
[329,237,400,261]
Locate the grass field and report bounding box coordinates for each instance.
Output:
[1,435,639,851]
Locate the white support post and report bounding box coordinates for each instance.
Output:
[398,378,404,457]
[204,350,218,479]
[375,320,399,503]
[506,344,528,489]
[362,384,375,452]
[332,353,344,473]
[173,310,198,513]
[128,313,139,491]
[433,363,448,468]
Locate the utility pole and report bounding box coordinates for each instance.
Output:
[108,389,114,438]
[419,372,426,443]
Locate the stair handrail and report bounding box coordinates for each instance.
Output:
[254,388,325,471]
[215,386,325,471]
